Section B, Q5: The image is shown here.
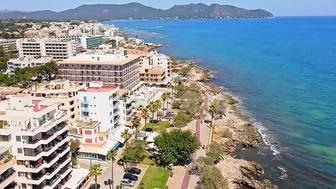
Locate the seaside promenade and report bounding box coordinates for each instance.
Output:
[167,92,211,189]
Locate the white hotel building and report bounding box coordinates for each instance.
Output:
[7,56,53,76]
[0,94,72,189]
[16,38,76,60]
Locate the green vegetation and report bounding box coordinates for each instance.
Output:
[196,165,229,189]
[89,164,103,188]
[0,46,10,73]
[173,111,191,128]
[137,166,170,189]
[142,121,172,131]
[206,142,226,161]
[0,60,58,87]
[70,140,80,165]
[141,108,150,125]
[132,116,141,134]
[154,129,198,165]
[122,139,148,164]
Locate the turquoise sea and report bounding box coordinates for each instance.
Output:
[107,17,336,188]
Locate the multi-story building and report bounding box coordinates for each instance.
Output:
[0,94,72,189]
[7,56,53,76]
[80,35,103,49]
[78,82,121,131]
[16,38,76,60]
[0,147,16,189]
[58,53,140,89]
[30,80,85,126]
[139,67,166,84]
[0,39,17,52]
[141,51,172,78]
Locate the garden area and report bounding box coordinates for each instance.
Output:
[138,166,170,189]
[142,121,172,132]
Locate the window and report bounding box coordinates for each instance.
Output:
[17,148,23,154]
[16,136,21,142]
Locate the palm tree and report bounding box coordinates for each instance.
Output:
[90,164,103,189]
[121,129,130,169]
[148,101,156,122]
[107,150,117,189]
[8,44,16,58]
[137,104,144,111]
[132,116,141,134]
[209,101,218,127]
[31,81,39,92]
[142,108,150,126]
[161,93,168,109]
[154,100,162,120]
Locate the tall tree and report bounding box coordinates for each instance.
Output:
[90,164,103,189]
[70,140,80,166]
[132,116,141,134]
[154,129,198,165]
[141,108,150,125]
[42,61,58,81]
[161,93,168,109]
[173,111,191,128]
[209,101,218,127]
[154,100,162,120]
[123,139,147,163]
[8,44,16,58]
[107,149,117,189]
[121,129,130,169]
[148,101,156,122]
[197,165,229,189]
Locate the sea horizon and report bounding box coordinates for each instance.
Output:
[107,17,336,188]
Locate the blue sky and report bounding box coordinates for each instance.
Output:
[1,0,335,16]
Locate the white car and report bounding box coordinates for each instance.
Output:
[120,179,135,187]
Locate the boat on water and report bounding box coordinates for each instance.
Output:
[157,25,163,28]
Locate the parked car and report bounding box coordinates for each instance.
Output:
[127,167,141,175]
[123,173,138,181]
[89,184,100,189]
[120,179,135,187]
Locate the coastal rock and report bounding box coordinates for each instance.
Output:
[255,163,264,175]
[240,166,253,179]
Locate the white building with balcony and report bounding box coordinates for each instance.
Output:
[16,38,76,60]
[30,80,85,127]
[0,147,16,189]
[7,56,53,76]
[78,82,122,131]
[0,94,72,189]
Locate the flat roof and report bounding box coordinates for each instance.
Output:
[63,168,89,189]
[86,85,118,92]
[79,139,118,156]
[76,120,100,128]
[117,88,128,96]
[59,55,139,66]
[140,67,165,74]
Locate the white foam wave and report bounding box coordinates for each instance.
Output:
[277,166,288,180]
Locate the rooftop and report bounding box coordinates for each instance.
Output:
[76,120,100,128]
[63,168,89,189]
[140,67,165,75]
[117,88,128,96]
[86,85,118,92]
[0,87,24,95]
[79,138,118,155]
[59,55,139,65]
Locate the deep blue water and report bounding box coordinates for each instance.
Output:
[107,17,336,188]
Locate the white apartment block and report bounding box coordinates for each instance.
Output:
[58,53,140,90]
[0,39,17,52]
[7,56,53,76]
[16,38,76,60]
[0,147,15,189]
[30,80,85,127]
[78,82,123,131]
[0,94,71,189]
[141,51,173,79]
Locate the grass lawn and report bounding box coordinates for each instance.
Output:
[142,121,172,131]
[138,166,170,189]
[141,152,154,165]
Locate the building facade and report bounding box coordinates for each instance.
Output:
[139,67,166,84]
[16,38,76,60]
[78,82,121,131]
[0,95,72,189]
[141,51,172,78]
[0,147,16,189]
[7,56,53,76]
[30,80,85,126]
[80,36,103,49]
[58,54,140,89]
[0,39,17,52]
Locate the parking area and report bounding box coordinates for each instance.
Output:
[97,163,148,189]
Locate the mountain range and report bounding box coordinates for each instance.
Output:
[0,3,274,20]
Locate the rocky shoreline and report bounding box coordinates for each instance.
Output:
[179,59,277,189]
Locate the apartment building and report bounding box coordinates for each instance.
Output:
[80,35,103,49]
[78,82,122,131]
[139,67,166,84]
[0,147,16,189]
[58,53,140,90]
[30,80,85,126]
[7,56,53,76]
[0,94,72,189]
[0,39,17,52]
[16,38,76,60]
[141,51,172,78]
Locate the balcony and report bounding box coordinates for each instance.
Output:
[18,137,70,161]
[0,168,15,189]
[114,115,120,123]
[0,157,14,175]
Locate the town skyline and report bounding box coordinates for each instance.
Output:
[0,0,335,16]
